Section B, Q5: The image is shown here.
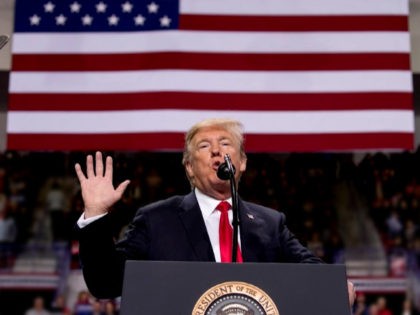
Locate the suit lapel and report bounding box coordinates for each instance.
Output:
[178,192,215,262]
[238,199,264,262]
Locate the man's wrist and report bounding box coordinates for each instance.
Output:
[77,212,108,228]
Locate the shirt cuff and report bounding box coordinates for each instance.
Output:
[77,212,108,228]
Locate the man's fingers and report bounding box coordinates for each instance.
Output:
[347,281,356,306]
[104,155,113,181]
[115,180,130,197]
[95,151,104,177]
[86,154,95,178]
[74,163,86,182]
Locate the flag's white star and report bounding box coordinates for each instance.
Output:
[44,1,55,13]
[55,14,67,25]
[108,14,119,26]
[29,14,41,25]
[96,2,107,13]
[82,14,93,25]
[122,1,133,13]
[70,2,82,13]
[147,2,159,13]
[134,14,146,25]
[160,15,171,27]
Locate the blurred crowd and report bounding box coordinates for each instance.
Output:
[0,150,420,314]
[352,151,420,279]
[23,291,118,315]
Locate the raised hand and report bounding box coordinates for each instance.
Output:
[75,151,130,218]
[348,280,356,307]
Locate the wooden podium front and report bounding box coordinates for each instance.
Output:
[120,261,351,315]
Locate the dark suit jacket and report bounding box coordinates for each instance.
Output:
[77,191,322,298]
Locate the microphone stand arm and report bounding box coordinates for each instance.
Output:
[225,154,240,263]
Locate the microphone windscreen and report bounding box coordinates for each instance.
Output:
[217,162,235,180]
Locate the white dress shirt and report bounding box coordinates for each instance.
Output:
[194,188,241,262]
[77,188,241,262]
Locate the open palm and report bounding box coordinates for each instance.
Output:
[75,151,130,218]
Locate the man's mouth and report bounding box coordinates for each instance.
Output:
[212,160,222,171]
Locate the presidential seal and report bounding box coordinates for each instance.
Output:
[192,281,279,315]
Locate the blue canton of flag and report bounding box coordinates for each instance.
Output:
[14,0,179,32]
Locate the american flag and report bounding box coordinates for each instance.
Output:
[7,0,414,152]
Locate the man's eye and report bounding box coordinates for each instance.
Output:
[221,142,231,146]
[198,143,210,149]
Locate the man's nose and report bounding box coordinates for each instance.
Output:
[210,144,221,157]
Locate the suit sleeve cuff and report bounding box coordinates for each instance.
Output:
[77,212,108,228]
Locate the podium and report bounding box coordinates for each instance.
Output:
[120,261,351,315]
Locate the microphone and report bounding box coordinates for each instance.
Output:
[0,35,10,50]
[216,153,240,263]
[217,154,236,180]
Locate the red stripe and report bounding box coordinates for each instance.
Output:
[179,15,409,32]
[11,53,410,72]
[6,133,414,151]
[8,92,413,111]
[245,133,414,152]
[0,287,57,291]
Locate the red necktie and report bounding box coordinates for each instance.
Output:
[216,201,243,263]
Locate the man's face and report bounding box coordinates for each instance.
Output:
[185,126,247,199]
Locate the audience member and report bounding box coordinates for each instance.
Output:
[377,296,393,315]
[50,294,71,315]
[91,300,103,315]
[353,293,369,315]
[0,199,17,268]
[402,298,420,315]
[45,180,67,241]
[103,300,118,315]
[73,290,94,315]
[24,296,51,315]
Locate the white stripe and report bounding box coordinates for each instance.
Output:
[12,32,410,54]
[9,70,412,93]
[181,0,409,15]
[351,278,407,293]
[7,110,414,133]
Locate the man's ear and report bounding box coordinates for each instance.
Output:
[239,157,247,173]
[185,161,194,179]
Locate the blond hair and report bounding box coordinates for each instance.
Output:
[182,118,246,167]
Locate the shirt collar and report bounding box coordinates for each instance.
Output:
[194,188,232,219]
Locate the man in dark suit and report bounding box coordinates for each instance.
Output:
[75,118,354,302]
